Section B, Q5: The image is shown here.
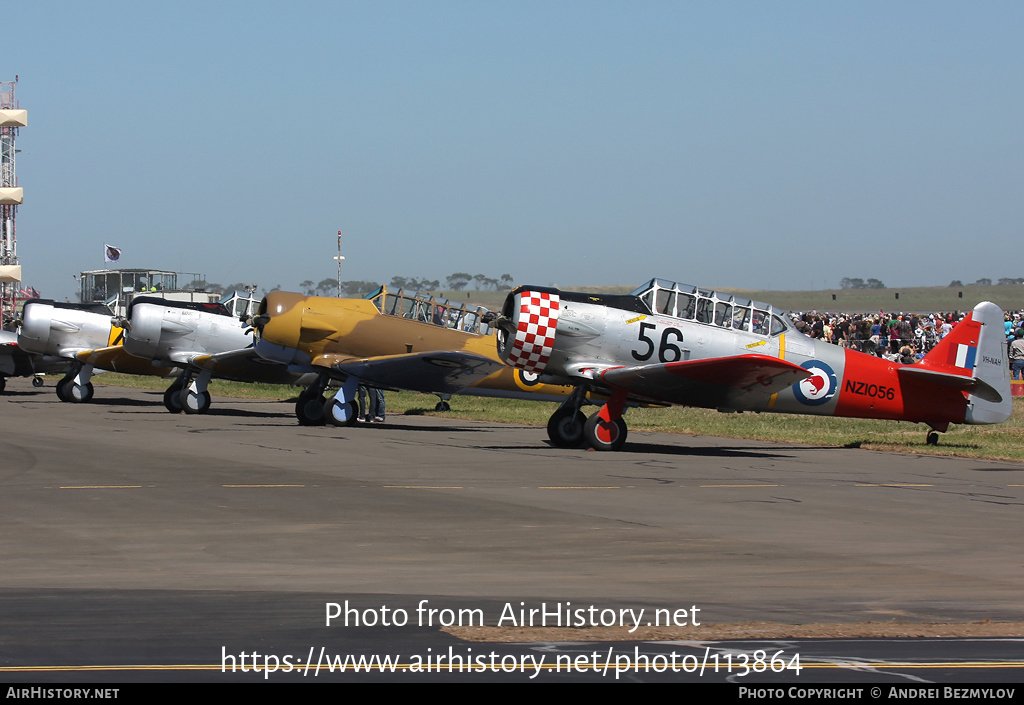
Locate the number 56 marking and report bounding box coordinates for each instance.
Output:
[632,322,684,362]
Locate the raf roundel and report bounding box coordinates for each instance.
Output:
[506,291,560,374]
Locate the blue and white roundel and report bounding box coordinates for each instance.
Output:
[793,360,838,406]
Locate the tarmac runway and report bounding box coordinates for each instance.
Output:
[1,378,1022,682]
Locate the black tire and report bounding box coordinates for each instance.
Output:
[181,389,211,415]
[31,376,44,388]
[546,408,587,447]
[163,381,184,413]
[0,376,6,394]
[435,400,451,412]
[67,381,94,403]
[583,412,628,451]
[55,377,71,402]
[295,390,327,426]
[926,431,940,446]
[325,398,359,427]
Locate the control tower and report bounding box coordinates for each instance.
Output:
[0,77,26,327]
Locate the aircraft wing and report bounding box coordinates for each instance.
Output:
[190,348,312,385]
[313,350,507,394]
[75,347,177,378]
[599,354,812,409]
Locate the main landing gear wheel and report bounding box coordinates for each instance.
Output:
[163,380,184,413]
[325,398,359,427]
[435,400,451,412]
[583,413,628,451]
[55,378,70,402]
[65,381,95,403]
[295,389,327,426]
[32,376,44,388]
[926,430,940,446]
[181,389,211,415]
[547,408,587,447]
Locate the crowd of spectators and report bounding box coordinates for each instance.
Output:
[791,309,1024,377]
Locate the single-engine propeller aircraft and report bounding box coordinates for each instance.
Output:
[252,285,579,426]
[494,278,1011,451]
[0,329,70,393]
[120,295,316,413]
[17,299,177,402]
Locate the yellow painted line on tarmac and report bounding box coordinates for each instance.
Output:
[60,485,143,489]
[3,660,1022,675]
[856,483,933,487]
[539,486,621,490]
[223,484,305,488]
[700,484,779,488]
[385,485,464,489]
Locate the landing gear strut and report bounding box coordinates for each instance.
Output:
[177,369,212,414]
[546,385,589,447]
[325,376,359,427]
[295,373,329,426]
[56,363,95,403]
[582,390,629,452]
[163,376,185,413]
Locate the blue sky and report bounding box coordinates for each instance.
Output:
[6,1,1023,301]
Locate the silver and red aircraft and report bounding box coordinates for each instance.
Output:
[495,278,1011,451]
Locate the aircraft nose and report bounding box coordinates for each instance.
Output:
[496,287,561,373]
[17,301,55,354]
[123,304,162,359]
[252,291,309,365]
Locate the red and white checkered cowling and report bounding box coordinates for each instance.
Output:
[502,290,560,374]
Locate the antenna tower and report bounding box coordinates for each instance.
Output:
[0,77,26,326]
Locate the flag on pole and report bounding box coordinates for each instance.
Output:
[104,244,121,263]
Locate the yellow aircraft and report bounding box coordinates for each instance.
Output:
[253,285,578,426]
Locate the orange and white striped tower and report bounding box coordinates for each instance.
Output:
[0,77,27,326]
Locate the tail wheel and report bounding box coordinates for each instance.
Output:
[31,376,44,388]
[181,390,211,415]
[435,400,451,412]
[926,430,940,446]
[547,408,587,447]
[583,412,628,451]
[295,390,327,426]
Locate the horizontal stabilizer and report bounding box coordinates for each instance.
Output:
[898,365,1003,404]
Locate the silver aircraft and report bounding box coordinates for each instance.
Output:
[122,295,315,413]
[494,279,1011,451]
[17,299,175,402]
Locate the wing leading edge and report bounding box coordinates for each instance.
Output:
[600,354,812,409]
[312,350,507,394]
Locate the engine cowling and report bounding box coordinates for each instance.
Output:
[18,300,113,357]
[496,287,561,374]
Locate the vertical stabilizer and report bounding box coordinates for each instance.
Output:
[963,302,1012,424]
